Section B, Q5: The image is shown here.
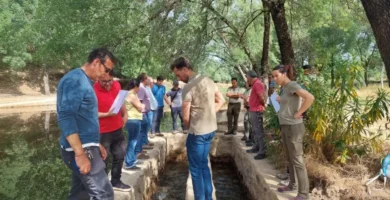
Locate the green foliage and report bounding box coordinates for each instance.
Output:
[305,65,390,164]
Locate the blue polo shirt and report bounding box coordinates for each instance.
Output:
[152,84,166,107]
[57,68,100,150]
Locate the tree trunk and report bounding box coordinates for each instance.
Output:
[381,64,385,88]
[235,64,247,82]
[361,0,390,87]
[44,111,51,140]
[364,64,369,86]
[331,54,335,88]
[261,1,271,76]
[43,69,50,95]
[268,0,295,67]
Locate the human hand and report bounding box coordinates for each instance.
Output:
[99,144,107,160]
[106,109,116,117]
[276,96,281,102]
[75,153,91,175]
[122,116,127,128]
[294,112,303,119]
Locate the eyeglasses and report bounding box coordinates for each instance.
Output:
[100,80,113,84]
[101,63,112,73]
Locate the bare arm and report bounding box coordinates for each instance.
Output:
[182,101,191,129]
[295,89,315,117]
[258,92,265,106]
[215,89,225,112]
[130,95,145,112]
[164,94,172,106]
[98,111,115,118]
[66,134,91,175]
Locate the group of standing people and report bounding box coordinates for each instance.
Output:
[56,47,314,200]
[57,48,219,200]
[224,66,315,200]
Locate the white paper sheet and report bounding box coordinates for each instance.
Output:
[270,92,280,113]
[109,90,129,114]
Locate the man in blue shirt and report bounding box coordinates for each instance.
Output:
[152,75,166,135]
[57,48,116,200]
[164,80,185,133]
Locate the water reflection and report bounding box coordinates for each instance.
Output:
[0,111,174,200]
[0,111,70,200]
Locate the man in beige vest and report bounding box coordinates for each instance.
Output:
[170,57,225,200]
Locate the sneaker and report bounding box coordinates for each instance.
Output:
[172,130,179,134]
[246,147,259,153]
[137,153,150,160]
[277,186,295,193]
[254,153,267,160]
[224,130,233,135]
[124,165,141,170]
[246,141,253,147]
[279,179,290,186]
[241,136,247,141]
[276,172,290,180]
[156,133,164,137]
[112,181,132,192]
[149,134,156,138]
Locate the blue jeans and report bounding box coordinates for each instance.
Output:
[186,132,215,200]
[61,147,114,200]
[152,106,164,133]
[171,106,184,131]
[147,110,155,133]
[125,119,141,167]
[135,113,149,154]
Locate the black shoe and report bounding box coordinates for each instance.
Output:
[224,131,233,135]
[254,153,267,160]
[232,131,237,135]
[246,148,259,153]
[112,181,132,192]
[241,136,247,141]
[246,141,253,147]
[124,165,141,170]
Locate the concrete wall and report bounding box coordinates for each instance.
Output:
[115,110,294,200]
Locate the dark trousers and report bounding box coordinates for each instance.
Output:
[61,147,114,200]
[152,106,164,133]
[227,103,241,132]
[100,128,126,185]
[187,132,215,200]
[250,111,266,154]
[171,106,184,131]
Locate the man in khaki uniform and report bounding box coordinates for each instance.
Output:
[225,77,242,135]
[170,57,225,200]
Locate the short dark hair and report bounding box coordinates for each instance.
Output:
[88,48,116,65]
[157,76,164,81]
[137,73,148,82]
[231,77,237,82]
[170,57,192,71]
[128,78,140,90]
